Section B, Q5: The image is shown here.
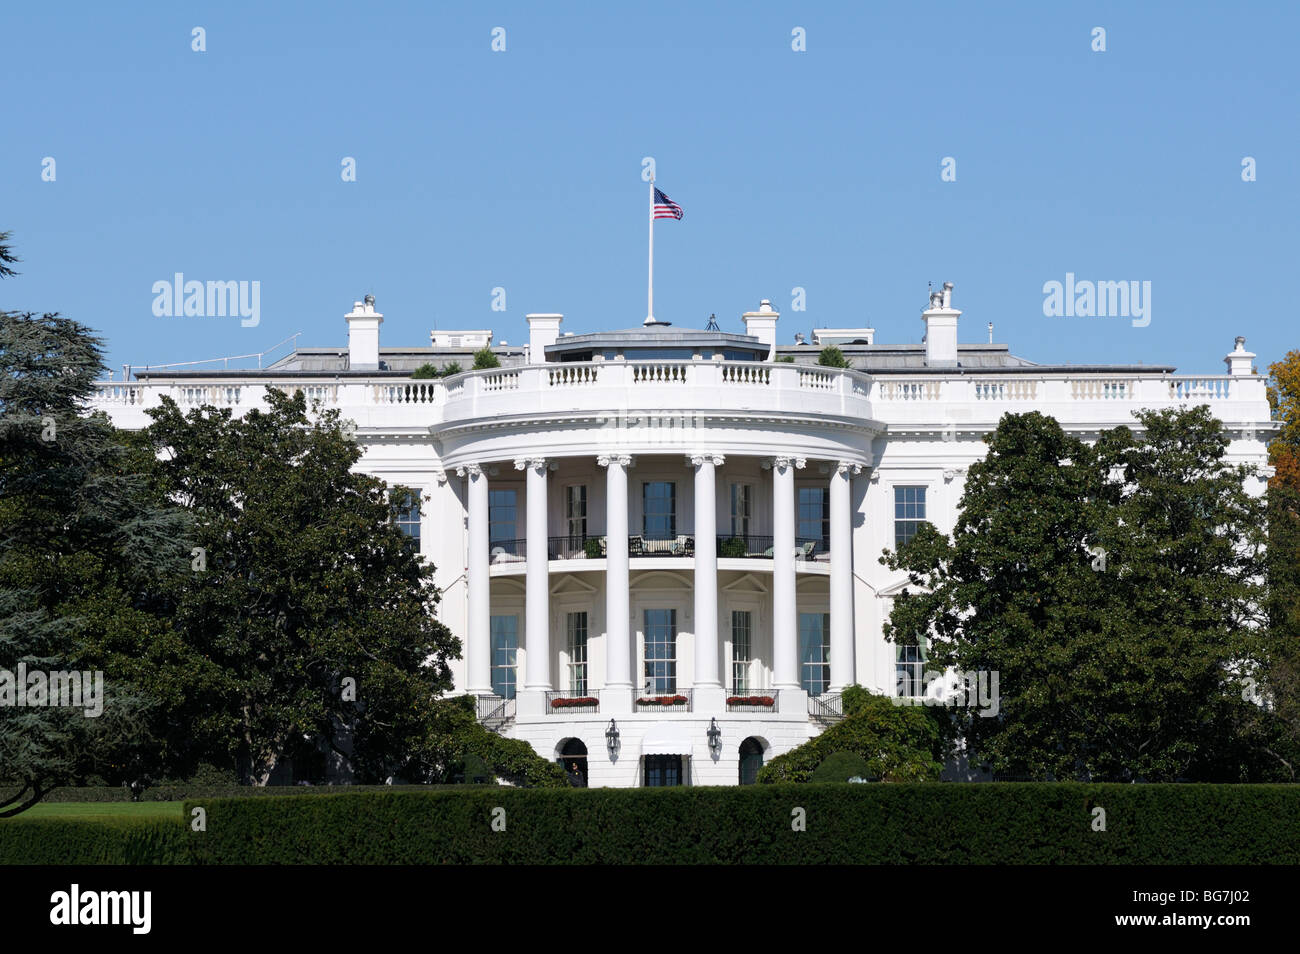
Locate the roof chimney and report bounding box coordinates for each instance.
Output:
[921,281,959,367]
[742,299,779,361]
[526,313,563,364]
[345,296,383,371]
[1224,336,1255,376]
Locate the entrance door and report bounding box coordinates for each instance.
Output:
[644,754,683,787]
[558,738,588,787]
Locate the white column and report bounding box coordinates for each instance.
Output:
[830,461,859,692]
[519,457,551,692]
[692,455,723,699]
[461,464,491,695]
[600,455,633,712]
[771,456,804,690]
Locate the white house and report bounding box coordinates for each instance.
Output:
[92,284,1276,787]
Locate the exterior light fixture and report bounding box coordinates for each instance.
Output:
[605,719,620,754]
[707,718,722,755]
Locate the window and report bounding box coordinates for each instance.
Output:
[566,485,587,541]
[566,612,589,694]
[489,488,517,549]
[799,612,830,695]
[731,610,752,692]
[490,615,518,699]
[894,486,928,549]
[798,486,829,552]
[738,738,764,785]
[896,642,925,699]
[643,608,677,693]
[642,482,676,541]
[730,483,752,539]
[391,488,421,552]
[644,754,683,787]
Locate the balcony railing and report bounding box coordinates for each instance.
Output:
[634,689,693,712]
[716,535,827,560]
[475,693,516,733]
[545,690,599,713]
[726,690,779,712]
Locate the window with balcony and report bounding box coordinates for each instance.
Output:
[490,615,518,699]
[391,487,421,553]
[489,488,518,549]
[566,485,587,541]
[798,612,830,695]
[643,608,677,693]
[731,610,752,692]
[566,611,589,694]
[798,486,829,553]
[730,483,752,539]
[894,486,928,549]
[642,481,676,541]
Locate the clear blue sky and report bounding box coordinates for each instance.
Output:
[3,1,1295,376]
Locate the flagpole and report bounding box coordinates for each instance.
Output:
[646,173,655,324]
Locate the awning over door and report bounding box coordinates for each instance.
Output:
[641,723,694,756]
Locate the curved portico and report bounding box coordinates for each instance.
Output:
[434,353,880,737]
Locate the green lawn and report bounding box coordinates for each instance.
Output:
[6,801,184,822]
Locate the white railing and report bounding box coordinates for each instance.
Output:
[372,382,437,404]
[548,365,599,387]
[481,370,520,392]
[973,379,1038,401]
[798,369,834,390]
[1069,378,1133,401]
[877,379,941,401]
[721,364,770,385]
[1169,377,1231,401]
[631,363,688,384]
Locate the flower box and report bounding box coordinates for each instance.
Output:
[726,695,776,707]
[636,694,689,706]
[550,696,599,709]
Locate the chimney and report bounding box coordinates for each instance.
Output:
[742,299,779,361]
[1224,336,1255,376]
[527,313,563,364]
[345,295,383,371]
[921,281,959,367]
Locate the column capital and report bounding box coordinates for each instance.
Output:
[597,454,634,468]
[513,456,548,472]
[943,468,966,483]
[835,461,863,477]
[432,470,449,485]
[456,463,483,478]
[688,453,725,468]
[771,456,806,471]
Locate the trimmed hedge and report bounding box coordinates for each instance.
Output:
[171,783,1300,865]
[6,784,1298,864]
[17,784,491,803]
[0,819,186,865]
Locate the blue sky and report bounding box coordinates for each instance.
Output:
[2,1,1295,376]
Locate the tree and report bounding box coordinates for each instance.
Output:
[882,409,1271,781]
[1268,350,1300,492]
[472,348,500,371]
[817,345,850,369]
[757,688,943,783]
[136,388,460,784]
[0,230,19,279]
[411,363,440,379]
[0,305,191,815]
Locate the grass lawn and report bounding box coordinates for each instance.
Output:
[5,801,184,822]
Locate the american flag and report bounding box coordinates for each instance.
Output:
[653,187,684,220]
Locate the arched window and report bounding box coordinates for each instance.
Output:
[558,738,588,788]
[738,737,764,786]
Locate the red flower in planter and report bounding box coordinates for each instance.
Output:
[637,695,688,706]
[550,696,598,709]
[727,695,776,706]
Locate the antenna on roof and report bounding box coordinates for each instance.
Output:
[705,313,720,332]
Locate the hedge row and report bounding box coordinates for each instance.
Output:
[179,783,1300,865]
[0,819,186,865]
[7,784,1298,864]
[17,784,490,803]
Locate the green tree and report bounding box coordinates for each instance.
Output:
[1,304,191,815]
[472,348,500,370]
[883,409,1271,781]
[137,388,460,784]
[757,689,943,783]
[817,346,850,369]
[411,363,440,379]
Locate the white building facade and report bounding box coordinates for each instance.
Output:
[92,286,1276,787]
